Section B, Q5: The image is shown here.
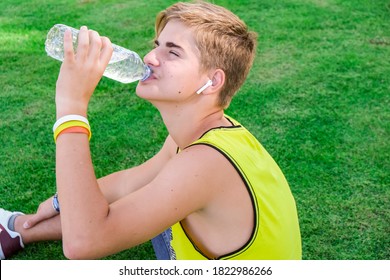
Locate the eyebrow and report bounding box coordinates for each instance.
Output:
[154,40,184,50]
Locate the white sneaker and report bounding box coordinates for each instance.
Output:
[0,208,24,259]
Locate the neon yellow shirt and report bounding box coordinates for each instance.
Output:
[170,116,301,260]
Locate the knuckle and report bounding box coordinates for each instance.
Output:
[78,40,89,49]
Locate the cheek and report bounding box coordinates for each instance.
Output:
[161,65,174,81]
[169,70,200,94]
[164,70,186,93]
[171,82,186,96]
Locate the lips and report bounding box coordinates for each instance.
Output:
[144,71,157,81]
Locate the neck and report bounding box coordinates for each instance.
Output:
[154,101,228,149]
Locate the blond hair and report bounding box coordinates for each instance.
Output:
[155,1,257,108]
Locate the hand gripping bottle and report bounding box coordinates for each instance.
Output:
[45,24,151,83]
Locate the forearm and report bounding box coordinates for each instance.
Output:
[98,166,152,204]
[98,134,176,203]
[15,214,62,244]
[56,133,109,250]
[98,156,167,203]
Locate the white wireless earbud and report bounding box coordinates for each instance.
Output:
[196,79,213,94]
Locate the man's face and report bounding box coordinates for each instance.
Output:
[136,20,207,103]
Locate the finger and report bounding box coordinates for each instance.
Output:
[23,213,42,229]
[23,204,57,229]
[63,28,75,62]
[76,26,89,60]
[100,36,114,67]
[23,210,58,229]
[88,30,102,61]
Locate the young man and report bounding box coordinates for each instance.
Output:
[0,1,301,260]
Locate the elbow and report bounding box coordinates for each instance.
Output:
[62,237,96,260]
[63,244,83,260]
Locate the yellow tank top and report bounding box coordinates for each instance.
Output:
[170,116,301,260]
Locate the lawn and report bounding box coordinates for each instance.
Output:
[0,0,389,260]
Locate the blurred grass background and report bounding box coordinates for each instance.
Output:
[0,0,389,260]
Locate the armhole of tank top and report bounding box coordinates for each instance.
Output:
[183,142,258,260]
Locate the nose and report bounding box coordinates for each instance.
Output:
[143,48,159,67]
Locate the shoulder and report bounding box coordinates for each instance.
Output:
[154,143,235,199]
[175,143,228,170]
[162,135,228,166]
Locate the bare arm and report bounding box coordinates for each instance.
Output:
[60,144,225,259]
[98,135,177,204]
[53,27,224,259]
[23,135,176,229]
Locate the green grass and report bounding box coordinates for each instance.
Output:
[0,0,389,260]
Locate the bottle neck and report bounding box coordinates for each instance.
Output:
[141,65,152,81]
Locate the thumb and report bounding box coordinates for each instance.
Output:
[23,197,59,229]
[23,214,40,229]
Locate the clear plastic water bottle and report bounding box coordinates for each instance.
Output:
[45,24,151,83]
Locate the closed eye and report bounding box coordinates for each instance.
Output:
[169,51,179,57]
[153,39,184,59]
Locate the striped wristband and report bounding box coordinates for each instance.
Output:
[53,115,89,132]
[53,115,91,143]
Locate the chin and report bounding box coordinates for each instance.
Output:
[135,83,149,98]
[135,85,160,102]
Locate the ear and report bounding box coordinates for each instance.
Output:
[203,69,225,95]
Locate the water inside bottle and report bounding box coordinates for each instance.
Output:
[45,24,151,83]
[45,25,79,61]
[102,44,149,83]
[104,53,148,83]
